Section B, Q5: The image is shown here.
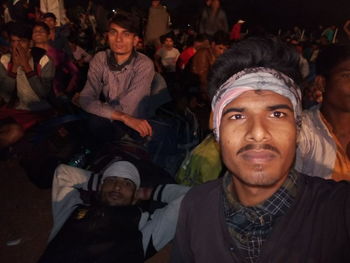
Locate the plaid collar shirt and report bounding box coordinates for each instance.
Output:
[222,170,299,263]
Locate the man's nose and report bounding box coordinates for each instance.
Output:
[116,33,122,42]
[245,117,271,142]
[113,181,122,190]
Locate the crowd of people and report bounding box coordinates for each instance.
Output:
[0,0,349,262]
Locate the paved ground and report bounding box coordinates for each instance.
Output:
[0,159,51,263]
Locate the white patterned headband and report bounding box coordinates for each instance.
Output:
[211,67,302,141]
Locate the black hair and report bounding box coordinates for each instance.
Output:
[108,13,139,35]
[160,33,175,44]
[8,22,32,40]
[212,30,230,46]
[33,21,50,35]
[194,33,209,43]
[316,44,350,78]
[208,36,302,98]
[42,12,57,20]
[67,33,79,45]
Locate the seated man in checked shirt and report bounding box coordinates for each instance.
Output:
[77,13,155,145]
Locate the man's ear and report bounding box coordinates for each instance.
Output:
[209,111,214,130]
[314,75,326,93]
[133,35,139,47]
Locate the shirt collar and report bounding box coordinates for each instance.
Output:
[222,169,298,222]
[107,49,137,72]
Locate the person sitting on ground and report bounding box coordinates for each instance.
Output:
[296,44,350,180]
[42,12,71,56]
[154,33,180,74]
[38,160,189,262]
[77,13,154,145]
[32,21,79,97]
[177,33,209,71]
[171,36,350,263]
[189,30,230,102]
[0,22,55,150]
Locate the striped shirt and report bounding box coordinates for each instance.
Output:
[79,49,155,119]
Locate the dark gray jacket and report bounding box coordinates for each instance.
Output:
[171,173,350,262]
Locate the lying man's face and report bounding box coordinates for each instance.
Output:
[219,90,297,189]
[100,176,137,206]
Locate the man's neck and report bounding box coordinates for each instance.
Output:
[320,103,350,133]
[114,53,132,65]
[321,103,350,157]
[49,29,56,41]
[34,43,49,51]
[231,175,288,207]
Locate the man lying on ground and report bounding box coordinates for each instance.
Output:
[39,160,189,263]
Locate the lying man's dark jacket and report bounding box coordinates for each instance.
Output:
[38,203,143,263]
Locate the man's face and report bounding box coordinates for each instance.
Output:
[220,90,297,188]
[107,23,138,57]
[151,0,161,7]
[194,39,209,50]
[212,43,227,58]
[43,17,56,30]
[211,0,220,8]
[323,58,350,112]
[10,35,30,51]
[100,176,136,206]
[164,37,174,49]
[32,26,49,44]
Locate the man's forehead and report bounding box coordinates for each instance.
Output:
[331,59,350,74]
[109,23,131,33]
[233,89,289,99]
[223,90,294,110]
[104,176,134,183]
[44,17,55,22]
[10,35,29,41]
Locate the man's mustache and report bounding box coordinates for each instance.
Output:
[237,144,281,155]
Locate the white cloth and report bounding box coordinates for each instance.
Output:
[295,106,336,179]
[102,161,141,189]
[40,0,67,25]
[49,164,190,253]
[156,47,180,72]
[72,45,92,63]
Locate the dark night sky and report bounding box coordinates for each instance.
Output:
[169,0,350,30]
[154,0,349,30]
[71,0,350,32]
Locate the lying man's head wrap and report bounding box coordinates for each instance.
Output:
[102,161,141,189]
[211,67,302,141]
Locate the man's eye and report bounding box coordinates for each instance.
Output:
[270,111,286,118]
[230,114,245,120]
[124,181,133,188]
[123,32,131,37]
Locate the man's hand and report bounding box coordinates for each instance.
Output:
[11,47,20,73]
[136,187,154,201]
[72,92,81,107]
[14,45,32,72]
[122,115,153,137]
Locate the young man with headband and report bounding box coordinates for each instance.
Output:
[171,37,350,262]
